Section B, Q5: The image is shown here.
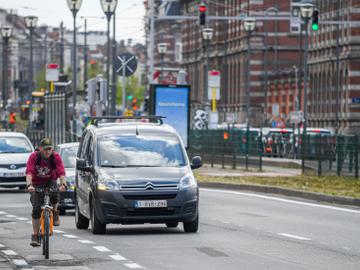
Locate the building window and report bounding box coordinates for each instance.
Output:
[175,42,183,63]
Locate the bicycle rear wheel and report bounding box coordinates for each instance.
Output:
[44,210,50,259]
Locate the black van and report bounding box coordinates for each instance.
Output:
[75,118,201,234]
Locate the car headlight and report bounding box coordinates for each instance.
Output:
[97,180,119,191]
[180,174,197,190]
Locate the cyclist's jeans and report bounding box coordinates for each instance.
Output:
[30,181,59,219]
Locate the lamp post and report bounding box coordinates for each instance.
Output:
[300,0,314,174]
[25,16,38,101]
[1,26,12,109]
[157,43,167,83]
[243,17,256,171]
[264,7,279,126]
[202,28,214,103]
[67,0,82,139]
[100,0,118,115]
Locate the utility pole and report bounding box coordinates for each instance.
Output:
[149,0,155,84]
[335,0,340,134]
[111,12,117,115]
[83,18,88,89]
[60,22,64,74]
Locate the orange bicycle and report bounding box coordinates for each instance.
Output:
[35,187,55,259]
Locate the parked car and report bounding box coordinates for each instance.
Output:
[55,142,79,215]
[75,119,201,234]
[0,132,34,189]
[294,128,335,159]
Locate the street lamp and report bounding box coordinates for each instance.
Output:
[299,0,314,173]
[25,16,38,100]
[243,17,256,171]
[202,27,213,102]
[100,0,118,115]
[1,26,12,109]
[67,0,82,139]
[157,43,167,83]
[264,7,279,126]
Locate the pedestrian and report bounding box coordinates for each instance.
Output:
[8,111,16,131]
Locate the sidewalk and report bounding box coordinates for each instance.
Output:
[0,253,13,270]
[198,164,301,177]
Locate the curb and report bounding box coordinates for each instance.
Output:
[199,182,360,207]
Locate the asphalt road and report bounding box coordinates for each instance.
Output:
[0,188,359,270]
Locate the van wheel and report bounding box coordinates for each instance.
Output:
[75,197,89,229]
[90,199,106,234]
[183,215,199,233]
[166,222,178,228]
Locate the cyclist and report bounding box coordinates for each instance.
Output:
[26,138,67,247]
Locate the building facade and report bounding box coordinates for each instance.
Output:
[179,0,360,134]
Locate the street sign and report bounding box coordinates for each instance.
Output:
[352,97,360,103]
[289,110,303,124]
[207,70,221,100]
[45,63,59,82]
[114,53,138,77]
[272,103,279,117]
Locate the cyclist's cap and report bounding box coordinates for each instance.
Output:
[40,138,53,149]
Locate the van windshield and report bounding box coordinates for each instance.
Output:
[98,134,186,168]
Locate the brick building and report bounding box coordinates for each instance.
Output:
[178,0,360,133]
[180,0,302,126]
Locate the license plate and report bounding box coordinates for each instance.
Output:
[3,172,25,177]
[134,200,167,208]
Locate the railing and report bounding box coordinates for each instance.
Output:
[187,129,360,178]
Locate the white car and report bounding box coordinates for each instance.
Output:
[0,132,34,189]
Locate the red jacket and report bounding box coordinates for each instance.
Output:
[26,151,66,186]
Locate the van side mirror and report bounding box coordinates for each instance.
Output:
[76,158,93,172]
[191,156,202,170]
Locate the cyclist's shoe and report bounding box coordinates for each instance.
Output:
[53,210,60,226]
[30,234,40,247]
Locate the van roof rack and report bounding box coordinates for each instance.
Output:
[89,116,166,126]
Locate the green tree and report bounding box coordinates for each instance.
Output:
[35,67,47,91]
[116,75,145,108]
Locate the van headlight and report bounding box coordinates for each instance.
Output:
[180,174,197,190]
[97,180,119,191]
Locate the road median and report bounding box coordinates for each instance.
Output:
[196,166,360,207]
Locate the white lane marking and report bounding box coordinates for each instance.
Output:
[93,246,111,252]
[78,240,95,244]
[53,229,65,234]
[5,214,16,218]
[109,254,127,261]
[0,244,4,247]
[124,263,144,269]
[2,249,17,255]
[278,233,312,241]
[222,221,231,224]
[12,259,28,266]
[0,211,6,214]
[63,234,78,239]
[16,217,28,221]
[342,246,351,250]
[27,221,32,224]
[202,188,360,214]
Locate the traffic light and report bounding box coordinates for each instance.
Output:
[132,97,138,111]
[127,95,133,101]
[312,9,319,31]
[199,3,207,26]
[143,97,149,113]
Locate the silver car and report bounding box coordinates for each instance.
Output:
[0,132,34,189]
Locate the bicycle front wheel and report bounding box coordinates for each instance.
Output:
[44,210,50,259]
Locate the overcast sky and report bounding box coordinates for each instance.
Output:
[0,0,146,44]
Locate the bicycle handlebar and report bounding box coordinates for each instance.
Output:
[34,187,59,193]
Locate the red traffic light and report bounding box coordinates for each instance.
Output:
[199,3,206,13]
[223,132,229,140]
[132,97,138,103]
